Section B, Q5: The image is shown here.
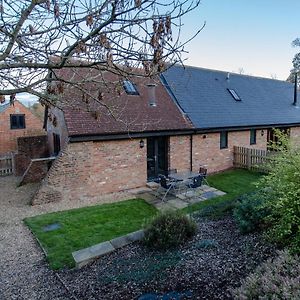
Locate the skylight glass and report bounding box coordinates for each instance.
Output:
[123,80,139,95]
[227,89,241,101]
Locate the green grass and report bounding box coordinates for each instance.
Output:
[24,198,157,269]
[184,169,263,216]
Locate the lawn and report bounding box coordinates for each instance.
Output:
[184,169,263,215]
[24,198,157,269]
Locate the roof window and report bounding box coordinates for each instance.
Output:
[227,89,241,101]
[123,80,139,95]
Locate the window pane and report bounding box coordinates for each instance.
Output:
[220,131,228,149]
[18,115,25,128]
[11,115,17,128]
[10,114,25,129]
[123,80,139,95]
[250,129,256,145]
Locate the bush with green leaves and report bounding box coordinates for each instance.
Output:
[257,129,300,253]
[232,250,300,299]
[233,192,270,233]
[143,210,197,250]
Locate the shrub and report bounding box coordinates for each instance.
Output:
[256,130,300,253]
[232,250,300,299]
[233,192,270,233]
[143,210,197,250]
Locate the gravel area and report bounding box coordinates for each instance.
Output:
[0,176,147,300]
[59,216,276,300]
[1,176,276,300]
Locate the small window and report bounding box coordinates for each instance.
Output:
[250,129,256,145]
[220,131,228,149]
[227,89,241,101]
[123,80,139,95]
[53,133,61,156]
[10,114,25,129]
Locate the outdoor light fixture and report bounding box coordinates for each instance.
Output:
[147,83,157,107]
[139,139,145,148]
[202,134,207,139]
[261,130,264,136]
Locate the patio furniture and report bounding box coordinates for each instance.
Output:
[157,174,179,202]
[168,171,201,196]
[199,166,209,185]
[185,174,203,197]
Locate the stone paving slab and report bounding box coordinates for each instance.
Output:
[127,230,145,242]
[168,199,189,209]
[72,229,146,268]
[214,190,227,196]
[110,235,132,249]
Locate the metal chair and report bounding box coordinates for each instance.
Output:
[199,166,209,185]
[157,174,177,202]
[185,174,203,197]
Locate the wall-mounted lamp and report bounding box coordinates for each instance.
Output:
[139,139,145,148]
[261,130,264,136]
[202,134,207,139]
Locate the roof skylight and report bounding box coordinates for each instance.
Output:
[227,89,241,101]
[123,80,139,95]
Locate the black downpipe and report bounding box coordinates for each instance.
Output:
[293,72,298,106]
[190,134,193,171]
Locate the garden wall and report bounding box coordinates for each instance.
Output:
[33,139,147,204]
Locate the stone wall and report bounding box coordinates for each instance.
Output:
[0,101,45,155]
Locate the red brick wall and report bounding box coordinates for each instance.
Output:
[35,127,300,205]
[169,135,191,172]
[33,139,147,204]
[192,130,267,173]
[14,135,49,176]
[0,101,45,155]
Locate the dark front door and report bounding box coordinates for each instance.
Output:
[147,137,168,180]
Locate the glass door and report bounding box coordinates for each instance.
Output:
[147,137,168,180]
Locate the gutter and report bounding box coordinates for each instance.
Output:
[68,123,300,143]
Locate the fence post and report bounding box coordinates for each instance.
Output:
[246,148,251,170]
[11,152,15,175]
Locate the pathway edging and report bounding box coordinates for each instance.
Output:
[72,229,145,268]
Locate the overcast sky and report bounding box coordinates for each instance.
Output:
[181,0,300,80]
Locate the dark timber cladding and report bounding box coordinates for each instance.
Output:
[162,65,299,130]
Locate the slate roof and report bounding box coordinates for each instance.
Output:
[54,67,192,136]
[0,103,9,113]
[162,65,299,129]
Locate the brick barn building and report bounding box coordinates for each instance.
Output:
[33,65,300,204]
[0,100,45,156]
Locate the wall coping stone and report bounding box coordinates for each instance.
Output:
[72,229,144,268]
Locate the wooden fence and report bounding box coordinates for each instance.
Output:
[0,155,13,176]
[233,146,274,173]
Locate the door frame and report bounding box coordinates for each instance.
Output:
[147,136,169,181]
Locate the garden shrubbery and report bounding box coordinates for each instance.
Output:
[233,130,300,254]
[232,250,300,299]
[233,192,270,233]
[143,210,197,250]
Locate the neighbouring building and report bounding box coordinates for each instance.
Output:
[33,65,300,204]
[0,100,45,156]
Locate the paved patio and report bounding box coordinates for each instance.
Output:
[134,182,226,211]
